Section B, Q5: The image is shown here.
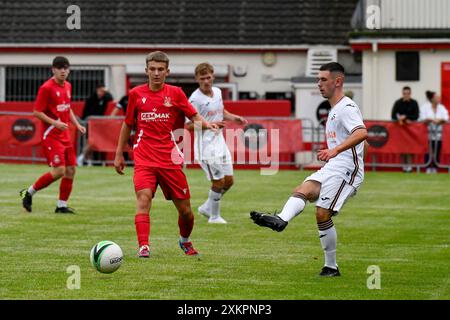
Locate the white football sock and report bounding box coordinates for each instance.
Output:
[277,195,306,222]
[318,220,337,269]
[27,186,36,196]
[180,236,190,243]
[209,189,222,219]
[200,199,210,210]
[57,200,68,208]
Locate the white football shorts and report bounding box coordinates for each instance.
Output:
[199,152,234,181]
[304,168,358,215]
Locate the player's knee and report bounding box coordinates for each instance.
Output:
[178,206,193,219]
[212,179,225,191]
[136,190,152,212]
[316,208,333,223]
[224,176,234,190]
[294,182,320,202]
[51,166,65,179]
[64,166,75,178]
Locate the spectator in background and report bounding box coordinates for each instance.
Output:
[420,91,449,173]
[77,84,114,166]
[110,93,129,117]
[111,91,133,161]
[391,86,419,172]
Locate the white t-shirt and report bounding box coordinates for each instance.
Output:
[324,96,366,187]
[189,87,229,161]
[419,102,449,141]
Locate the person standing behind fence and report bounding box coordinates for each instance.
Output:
[111,91,133,161]
[20,56,86,214]
[77,84,113,166]
[420,91,449,173]
[391,86,419,172]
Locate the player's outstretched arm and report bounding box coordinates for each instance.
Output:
[224,109,248,125]
[114,122,132,175]
[317,128,368,162]
[189,113,219,131]
[364,140,369,159]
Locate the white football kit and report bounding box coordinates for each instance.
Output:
[189,87,233,180]
[305,96,366,214]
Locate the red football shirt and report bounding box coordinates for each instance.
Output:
[34,77,72,145]
[125,84,198,168]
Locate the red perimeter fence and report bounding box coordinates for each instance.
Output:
[1,108,449,171]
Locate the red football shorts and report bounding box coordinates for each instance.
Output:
[42,137,76,167]
[133,166,191,200]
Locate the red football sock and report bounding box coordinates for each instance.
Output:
[32,172,55,191]
[59,177,73,201]
[135,213,150,247]
[178,214,194,239]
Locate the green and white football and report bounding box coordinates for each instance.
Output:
[90,241,123,274]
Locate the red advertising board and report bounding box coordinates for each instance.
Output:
[441,62,450,113]
[365,121,429,155]
[440,123,450,165]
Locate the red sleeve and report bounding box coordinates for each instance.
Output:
[176,87,197,119]
[34,85,50,112]
[124,90,137,127]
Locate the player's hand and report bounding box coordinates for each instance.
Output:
[317,148,338,162]
[235,116,248,125]
[77,125,86,135]
[54,120,68,131]
[114,153,126,175]
[212,121,226,128]
[207,122,219,133]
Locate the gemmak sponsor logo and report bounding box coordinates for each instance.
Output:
[56,103,70,112]
[141,109,170,121]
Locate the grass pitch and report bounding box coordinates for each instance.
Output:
[0,163,449,300]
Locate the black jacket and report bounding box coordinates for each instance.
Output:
[82,92,113,119]
[391,98,419,121]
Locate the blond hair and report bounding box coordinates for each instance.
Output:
[146,51,170,67]
[195,62,214,76]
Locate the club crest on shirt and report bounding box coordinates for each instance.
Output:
[53,155,60,165]
[56,91,60,97]
[142,97,147,104]
[163,96,172,107]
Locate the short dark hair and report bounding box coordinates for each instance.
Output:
[96,83,106,89]
[425,90,435,102]
[403,86,411,92]
[319,62,345,75]
[52,56,70,69]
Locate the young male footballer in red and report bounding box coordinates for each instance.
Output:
[20,56,86,214]
[114,51,218,258]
